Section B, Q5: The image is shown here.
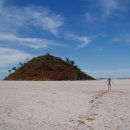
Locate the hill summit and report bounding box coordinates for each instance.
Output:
[5,54,94,80]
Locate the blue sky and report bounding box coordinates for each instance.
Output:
[0,0,130,79]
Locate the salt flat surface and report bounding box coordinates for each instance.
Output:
[0,80,130,130]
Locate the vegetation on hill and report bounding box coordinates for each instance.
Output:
[4,54,95,80]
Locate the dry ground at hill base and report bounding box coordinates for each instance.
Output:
[0,80,130,130]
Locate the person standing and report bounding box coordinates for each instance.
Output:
[107,77,112,92]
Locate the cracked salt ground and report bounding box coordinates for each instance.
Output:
[0,79,130,130]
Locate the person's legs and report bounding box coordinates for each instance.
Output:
[110,84,111,92]
[108,83,111,92]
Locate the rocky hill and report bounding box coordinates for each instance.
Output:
[4,54,95,80]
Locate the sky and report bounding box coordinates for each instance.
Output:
[0,0,130,79]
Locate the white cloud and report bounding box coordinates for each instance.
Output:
[101,0,121,15]
[89,69,130,74]
[0,0,4,7]
[84,0,123,23]
[87,69,130,78]
[0,47,33,68]
[65,33,92,48]
[84,12,97,23]
[0,1,2,7]
[0,33,60,49]
[0,3,64,49]
[25,6,64,35]
[0,47,33,79]
[112,35,130,43]
[0,5,64,35]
